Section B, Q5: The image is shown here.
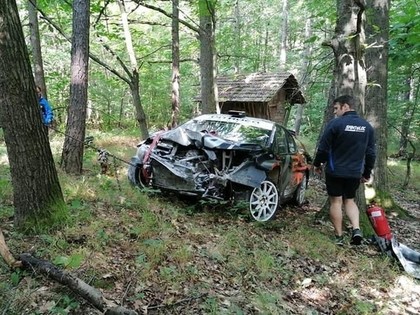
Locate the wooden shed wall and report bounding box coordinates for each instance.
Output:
[268,89,287,123]
[220,88,289,124]
[220,101,269,119]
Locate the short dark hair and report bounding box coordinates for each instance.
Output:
[333,95,354,109]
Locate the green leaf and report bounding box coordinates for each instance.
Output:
[10,271,21,286]
[53,255,69,266]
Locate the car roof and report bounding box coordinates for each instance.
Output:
[193,114,275,130]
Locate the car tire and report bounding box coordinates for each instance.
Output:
[293,173,307,206]
[249,180,279,222]
[128,163,149,188]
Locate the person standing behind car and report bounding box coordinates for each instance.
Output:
[313,95,376,246]
[36,85,53,127]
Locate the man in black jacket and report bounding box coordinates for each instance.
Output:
[313,95,376,246]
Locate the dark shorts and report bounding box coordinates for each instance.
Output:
[325,173,360,199]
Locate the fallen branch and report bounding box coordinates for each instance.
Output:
[19,253,137,315]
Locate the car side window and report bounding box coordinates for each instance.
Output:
[273,126,287,155]
[286,131,297,154]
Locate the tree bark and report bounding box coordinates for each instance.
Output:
[61,0,90,174]
[27,0,47,98]
[170,0,180,129]
[130,70,149,139]
[199,0,218,114]
[398,75,417,156]
[0,0,65,229]
[295,16,313,135]
[118,0,149,139]
[365,0,390,196]
[279,0,288,70]
[233,0,241,73]
[317,0,371,233]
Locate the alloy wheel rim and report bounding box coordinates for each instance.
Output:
[249,180,279,221]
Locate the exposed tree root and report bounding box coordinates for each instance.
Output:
[0,228,22,268]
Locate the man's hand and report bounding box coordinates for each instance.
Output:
[361,176,373,184]
[313,165,323,175]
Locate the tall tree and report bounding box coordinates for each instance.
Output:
[233,0,241,73]
[279,0,288,70]
[31,1,149,139]
[27,0,47,97]
[365,0,390,195]
[0,0,65,229]
[170,0,180,128]
[295,15,313,135]
[61,0,90,174]
[134,0,219,114]
[317,0,372,233]
[116,0,148,139]
[199,0,218,114]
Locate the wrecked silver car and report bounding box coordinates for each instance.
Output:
[128,112,311,221]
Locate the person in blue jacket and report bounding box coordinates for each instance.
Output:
[313,95,376,246]
[36,86,53,126]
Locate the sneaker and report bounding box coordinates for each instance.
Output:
[350,228,363,245]
[335,235,344,246]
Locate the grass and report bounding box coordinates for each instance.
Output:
[0,131,419,314]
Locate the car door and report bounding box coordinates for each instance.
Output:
[283,130,302,197]
[267,125,293,197]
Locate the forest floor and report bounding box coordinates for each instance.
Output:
[0,134,419,315]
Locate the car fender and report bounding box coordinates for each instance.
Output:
[227,161,267,188]
[130,156,141,166]
[127,156,142,184]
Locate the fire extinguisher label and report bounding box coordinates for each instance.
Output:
[370,210,382,217]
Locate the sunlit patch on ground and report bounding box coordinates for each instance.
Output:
[383,275,420,313]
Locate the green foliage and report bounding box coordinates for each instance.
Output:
[53,253,84,269]
[10,270,22,286]
[2,0,420,312]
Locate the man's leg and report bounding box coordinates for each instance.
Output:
[329,196,343,236]
[344,198,362,244]
[344,198,360,230]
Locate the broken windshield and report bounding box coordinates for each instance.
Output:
[184,120,272,147]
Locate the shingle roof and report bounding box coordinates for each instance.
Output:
[217,72,305,104]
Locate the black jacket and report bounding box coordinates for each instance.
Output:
[313,111,376,178]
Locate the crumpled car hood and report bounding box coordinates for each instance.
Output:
[160,127,263,152]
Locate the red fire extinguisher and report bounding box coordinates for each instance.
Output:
[366,204,393,240]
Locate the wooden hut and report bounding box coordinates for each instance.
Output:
[216,72,306,124]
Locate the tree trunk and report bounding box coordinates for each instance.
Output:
[61,0,90,174]
[27,0,47,98]
[170,0,180,129]
[279,0,288,70]
[317,0,371,233]
[199,0,218,114]
[118,0,148,139]
[398,75,417,156]
[0,0,65,230]
[295,16,313,135]
[331,0,367,111]
[130,71,149,139]
[365,0,390,196]
[233,0,241,73]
